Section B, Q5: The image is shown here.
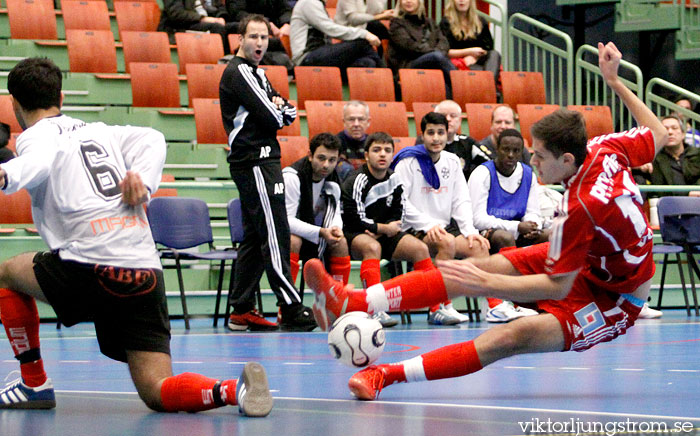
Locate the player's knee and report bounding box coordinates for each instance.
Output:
[489,324,532,355]
[133,379,167,412]
[361,240,382,259]
[489,230,515,254]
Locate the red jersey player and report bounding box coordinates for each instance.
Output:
[303,41,669,400]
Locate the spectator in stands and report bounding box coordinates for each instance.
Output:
[342,132,434,327]
[0,123,14,164]
[479,105,531,165]
[392,112,489,325]
[283,133,352,294]
[334,0,396,55]
[673,97,700,148]
[649,115,700,197]
[416,100,491,181]
[440,0,500,84]
[387,0,456,98]
[336,101,371,180]
[290,0,384,68]
[159,0,238,52]
[226,0,294,74]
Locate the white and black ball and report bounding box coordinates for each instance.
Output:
[328,311,385,368]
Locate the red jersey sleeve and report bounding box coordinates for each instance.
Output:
[586,127,656,168]
[545,190,595,276]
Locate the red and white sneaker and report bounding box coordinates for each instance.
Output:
[348,365,387,401]
[303,259,350,331]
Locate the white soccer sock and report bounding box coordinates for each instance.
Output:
[365,284,389,315]
[402,356,427,383]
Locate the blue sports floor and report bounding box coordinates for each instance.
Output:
[1,311,699,436]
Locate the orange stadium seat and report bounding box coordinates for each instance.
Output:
[501,71,546,110]
[398,69,446,109]
[6,0,57,40]
[294,66,343,110]
[175,32,225,74]
[450,70,497,107]
[66,29,117,73]
[260,65,290,100]
[517,104,560,146]
[305,100,345,138]
[114,2,162,38]
[412,102,439,136]
[121,31,171,73]
[0,96,23,134]
[192,98,228,144]
[347,67,396,102]
[0,189,33,225]
[392,136,416,153]
[567,105,614,140]
[366,102,409,137]
[130,62,181,108]
[186,63,227,107]
[227,34,242,55]
[279,136,310,168]
[464,103,504,142]
[61,0,112,32]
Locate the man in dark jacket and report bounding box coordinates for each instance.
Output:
[158,0,238,52]
[650,115,700,197]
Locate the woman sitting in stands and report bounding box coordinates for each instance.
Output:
[387,0,456,98]
[440,0,501,82]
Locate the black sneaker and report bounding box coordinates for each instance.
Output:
[279,304,317,332]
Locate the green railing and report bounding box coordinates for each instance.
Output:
[507,12,574,106]
[645,77,700,141]
[477,0,508,63]
[676,0,700,59]
[575,44,643,131]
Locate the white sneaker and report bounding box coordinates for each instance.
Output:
[444,303,470,323]
[485,301,525,323]
[638,303,663,319]
[427,304,461,325]
[515,305,539,317]
[372,311,398,328]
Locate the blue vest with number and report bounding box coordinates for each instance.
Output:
[484,160,532,221]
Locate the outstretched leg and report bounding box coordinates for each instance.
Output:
[349,313,565,400]
[129,350,273,416]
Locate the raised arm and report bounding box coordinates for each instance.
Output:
[598,42,667,155]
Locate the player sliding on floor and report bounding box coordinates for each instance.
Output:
[0,57,272,415]
[304,42,668,400]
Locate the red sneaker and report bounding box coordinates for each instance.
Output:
[303,259,349,331]
[348,365,387,401]
[228,309,278,332]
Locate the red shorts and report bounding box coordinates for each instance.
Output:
[501,243,645,352]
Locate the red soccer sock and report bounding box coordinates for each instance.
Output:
[487,298,503,309]
[0,288,46,387]
[160,372,238,412]
[360,259,381,287]
[290,252,300,284]
[377,269,448,311]
[412,257,435,271]
[388,340,483,386]
[330,256,351,285]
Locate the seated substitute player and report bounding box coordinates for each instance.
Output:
[468,128,544,322]
[392,112,490,325]
[342,132,434,328]
[304,42,668,401]
[283,133,352,291]
[0,57,273,415]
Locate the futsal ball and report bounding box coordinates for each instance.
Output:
[328,311,385,368]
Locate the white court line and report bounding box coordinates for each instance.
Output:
[668,369,700,373]
[50,391,700,421]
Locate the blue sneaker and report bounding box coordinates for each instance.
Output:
[236,362,272,417]
[0,375,56,409]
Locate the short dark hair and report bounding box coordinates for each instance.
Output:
[364,132,394,151]
[238,13,272,36]
[661,114,683,128]
[497,128,523,147]
[310,133,342,155]
[7,57,62,111]
[421,112,448,132]
[0,122,9,148]
[531,108,588,167]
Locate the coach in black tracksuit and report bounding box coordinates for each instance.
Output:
[220,14,316,331]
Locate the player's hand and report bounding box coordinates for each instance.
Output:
[321,227,343,245]
[517,221,539,236]
[463,55,478,66]
[278,23,291,36]
[466,233,490,251]
[425,225,448,244]
[120,171,149,206]
[201,16,225,25]
[364,229,380,239]
[598,42,622,86]
[379,220,401,237]
[271,95,285,108]
[436,258,489,297]
[270,22,281,38]
[365,32,381,47]
[377,8,397,20]
[636,162,653,174]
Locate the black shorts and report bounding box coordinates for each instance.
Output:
[407,220,462,240]
[345,231,408,261]
[33,252,171,363]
